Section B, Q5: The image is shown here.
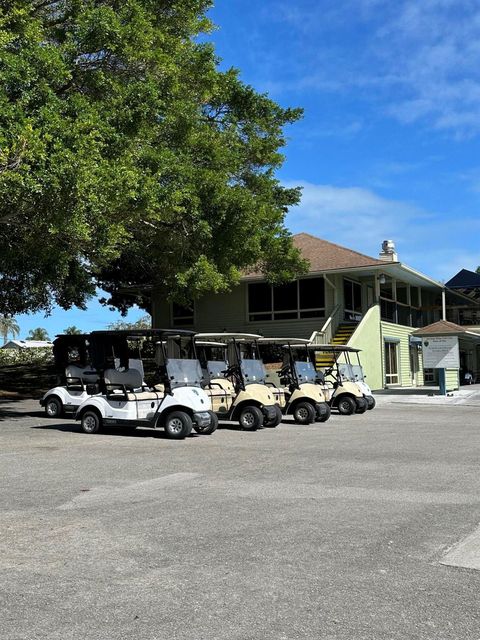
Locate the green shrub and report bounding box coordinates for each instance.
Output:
[0,348,54,366]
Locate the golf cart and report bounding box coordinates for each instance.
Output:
[312,344,368,415]
[257,338,331,424]
[74,329,217,439]
[40,334,99,418]
[195,333,282,430]
[335,347,375,410]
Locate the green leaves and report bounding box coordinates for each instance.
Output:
[0,0,305,316]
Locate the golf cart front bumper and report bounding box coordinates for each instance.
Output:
[355,397,367,412]
[262,404,278,421]
[193,411,211,428]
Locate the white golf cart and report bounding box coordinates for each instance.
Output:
[74,329,217,439]
[257,337,331,424]
[40,334,100,418]
[335,346,375,410]
[312,344,368,415]
[195,333,282,430]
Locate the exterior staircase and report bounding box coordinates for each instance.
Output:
[315,322,358,369]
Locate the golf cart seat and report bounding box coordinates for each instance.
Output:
[104,368,163,401]
[208,377,235,394]
[65,365,99,384]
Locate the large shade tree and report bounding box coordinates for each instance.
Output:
[0,1,307,316]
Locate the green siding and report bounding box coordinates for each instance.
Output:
[348,305,383,391]
[445,369,459,391]
[381,321,424,387]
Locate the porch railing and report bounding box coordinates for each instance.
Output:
[308,304,341,344]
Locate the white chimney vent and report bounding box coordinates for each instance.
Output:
[379,239,398,262]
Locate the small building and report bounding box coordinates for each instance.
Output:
[152,233,461,390]
[2,340,53,350]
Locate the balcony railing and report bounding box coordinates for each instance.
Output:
[380,298,425,327]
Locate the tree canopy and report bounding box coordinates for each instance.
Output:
[0,0,307,316]
[27,327,50,340]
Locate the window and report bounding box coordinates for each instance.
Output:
[384,341,399,385]
[172,302,194,327]
[247,277,325,322]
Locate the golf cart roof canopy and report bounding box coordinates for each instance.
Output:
[257,337,310,346]
[195,340,228,348]
[195,332,262,341]
[90,329,195,339]
[310,344,361,353]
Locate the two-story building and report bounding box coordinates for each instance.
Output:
[152,233,466,390]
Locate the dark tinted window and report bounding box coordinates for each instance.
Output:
[273,281,297,311]
[299,277,325,309]
[248,282,272,313]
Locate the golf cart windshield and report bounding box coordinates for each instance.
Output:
[350,364,364,382]
[294,360,318,383]
[337,362,355,382]
[207,360,227,379]
[241,358,266,384]
[166,358,203,387]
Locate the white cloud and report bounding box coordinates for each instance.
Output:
[284,180,478,279]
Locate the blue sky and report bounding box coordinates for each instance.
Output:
[15,0,480,338]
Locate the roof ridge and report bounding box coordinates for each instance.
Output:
[292,232,384,264]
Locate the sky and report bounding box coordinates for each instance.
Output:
[14,0,480,339]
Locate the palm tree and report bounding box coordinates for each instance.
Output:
[64,326,82,335]
[0,315,20,345]
[27,327,50,341]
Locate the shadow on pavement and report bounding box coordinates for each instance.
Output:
[31,423,202,439]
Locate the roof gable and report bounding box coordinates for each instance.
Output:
[244,232,386,278]
[446,268,480,289]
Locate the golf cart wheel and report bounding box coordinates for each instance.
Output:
[45,396,63,418]
[164,411,193,439]
[194,411,218,435]
[317,403,331,423]
[337,396,356,416]
[264,405,283,428]
[367,396,376,410]
[293,401,316,425]
[81,410,102,434]
[239,405,263,431]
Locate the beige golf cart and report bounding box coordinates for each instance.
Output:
[257,337,331,424]
[195,333,282,430]
[312,344,368,415]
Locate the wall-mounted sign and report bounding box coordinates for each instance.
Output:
[422,336,459,369]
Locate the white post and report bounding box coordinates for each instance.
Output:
[442,289,446,321]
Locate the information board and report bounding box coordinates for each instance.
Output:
[422,336,459,369]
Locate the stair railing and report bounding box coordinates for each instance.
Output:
[309,304,341,344]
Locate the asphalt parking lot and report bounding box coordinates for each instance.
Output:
[1,398,480,640]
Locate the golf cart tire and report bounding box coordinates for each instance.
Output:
[293,401,316,425]
[164,411,193,439]
[45,396,63,419]
[336,396,356,416]
[264,405,283,428]
[239,405,263,431]
[81,409,102,434]
[194,410,218,435]
[367,396,376,410]
[317,403,331,423]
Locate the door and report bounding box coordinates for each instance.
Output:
[385,341,399,385]
[344,278,362,321]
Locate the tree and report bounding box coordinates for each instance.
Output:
[0,315,19,344]
[27,327,49,341]
[0,1,307,316]
[64,326,82,335]
[107,315,151,331]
